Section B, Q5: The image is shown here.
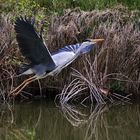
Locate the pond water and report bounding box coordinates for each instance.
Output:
[0,99,140,140]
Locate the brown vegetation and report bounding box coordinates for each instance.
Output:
[48,6,140,97]
[0,6,140,101]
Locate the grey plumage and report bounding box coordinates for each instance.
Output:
[14,16,104,77]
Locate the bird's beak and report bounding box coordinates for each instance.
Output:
[88,38,104,43]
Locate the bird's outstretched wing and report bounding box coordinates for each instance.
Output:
[55,43,93,55]
[14,16,56,69]
[56,43,81,54]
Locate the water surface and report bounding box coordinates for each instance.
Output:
[0,100,140,140]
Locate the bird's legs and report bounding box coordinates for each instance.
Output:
[10,75,37,96]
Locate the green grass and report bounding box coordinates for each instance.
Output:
[0,0,140,16]
[36,0,140,12]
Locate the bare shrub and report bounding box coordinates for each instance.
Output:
[57,58,131,104]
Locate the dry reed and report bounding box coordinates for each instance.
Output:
[56,58,131,104]
[46,6,140,96]
[0,14,16,102]
[0,6,140,101]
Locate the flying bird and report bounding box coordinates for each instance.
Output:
[11,16,104,96]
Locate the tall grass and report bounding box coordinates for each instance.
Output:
[46,6,140,96]
[0,5,139,101]
[0,15,16,102]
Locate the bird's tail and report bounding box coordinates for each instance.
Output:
[18,63,33,75]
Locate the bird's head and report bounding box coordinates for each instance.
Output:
[78,38,104,54]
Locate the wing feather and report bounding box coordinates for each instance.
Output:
[54,43,81,54]
[14,16,56,69]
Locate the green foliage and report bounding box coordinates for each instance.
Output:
[0,0,140,17]
[0,0,46,21]
[36,0,140,12]
[1,0,38,13]
[0,0,139,24]
[109,81,125,93]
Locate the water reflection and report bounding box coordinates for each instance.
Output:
[59,103,109,140]
[0,100,140,140]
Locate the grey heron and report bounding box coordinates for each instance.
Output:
[11,16,104,96]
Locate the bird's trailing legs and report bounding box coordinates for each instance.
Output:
[10,75,38,96]
[10,70,54,96]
